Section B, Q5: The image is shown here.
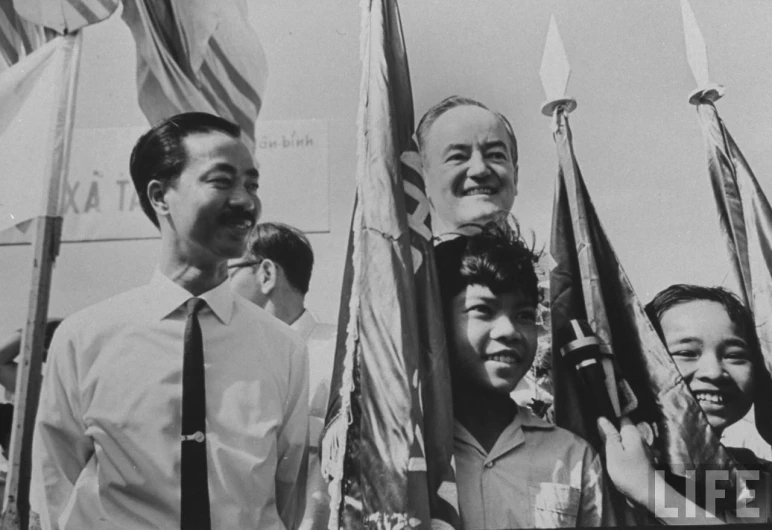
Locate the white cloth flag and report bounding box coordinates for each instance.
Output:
[0,33,81,234]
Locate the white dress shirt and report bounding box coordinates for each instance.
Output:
[290,310,336,530]
[32,270,309,530]
[290,310,336,446]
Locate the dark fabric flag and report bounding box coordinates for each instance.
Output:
[549,106,743,519]
[694,97,772,444]
[320,0,459,528]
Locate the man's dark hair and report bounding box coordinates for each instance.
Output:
[415,95,518,166]
[246,222,314,294]
[434,219,539,308]
[129,112,241,227]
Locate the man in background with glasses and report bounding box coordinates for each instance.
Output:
[230,222,335,530]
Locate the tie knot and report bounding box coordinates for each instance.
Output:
[185,298,207,317]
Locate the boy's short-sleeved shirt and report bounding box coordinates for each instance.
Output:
[454,405,606,529]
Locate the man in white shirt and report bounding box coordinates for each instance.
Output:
[32,113,309,530]
[229,222,335,530]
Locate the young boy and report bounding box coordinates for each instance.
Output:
[435,221,606,528]
[601,284,772,524]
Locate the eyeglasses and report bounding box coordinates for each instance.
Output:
[227,259,263,273]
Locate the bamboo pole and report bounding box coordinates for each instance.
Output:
[1,32,82,530]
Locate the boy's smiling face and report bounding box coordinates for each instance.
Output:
[449,284,538,394]
[660,300,755,434]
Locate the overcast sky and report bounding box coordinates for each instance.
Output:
[2,0,771,336]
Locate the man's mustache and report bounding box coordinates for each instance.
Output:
[218,209,256,225]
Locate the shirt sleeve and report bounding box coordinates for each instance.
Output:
[275,338,310,530]
[31,323,93,530]
[579,447,607,527]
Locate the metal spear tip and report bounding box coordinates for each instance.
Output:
[680,0,724,101]
[539,15,576,117]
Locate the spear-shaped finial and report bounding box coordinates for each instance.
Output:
[539,15,576,117]
[680,0,724,104]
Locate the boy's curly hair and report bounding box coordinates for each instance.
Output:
[434,218,541,307]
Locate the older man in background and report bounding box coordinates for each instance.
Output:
[413,95,519,235]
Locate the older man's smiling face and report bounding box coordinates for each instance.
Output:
[422,105,517,231]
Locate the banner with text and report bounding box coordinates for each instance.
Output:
[0,119,329,244]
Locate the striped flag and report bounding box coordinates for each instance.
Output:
[13,0,118,33]
[121,0,267,150]
[693,97,772,444]
[0,0,55,69]
[548,106,743,518]
[320,0,459,528]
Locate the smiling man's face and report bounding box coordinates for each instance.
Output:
[161,131,260,264]
[421,105,517,230]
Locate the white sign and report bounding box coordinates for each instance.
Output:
[254,119,329,232]
[0,119,329,244]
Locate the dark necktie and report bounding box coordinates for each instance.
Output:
[181,298,211,529]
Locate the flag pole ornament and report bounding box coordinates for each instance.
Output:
[679,0,726,105]
[539,15,576,120]
[14,0,119,33]
[682,0,772,447]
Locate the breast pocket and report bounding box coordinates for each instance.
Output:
[529,482,581,528]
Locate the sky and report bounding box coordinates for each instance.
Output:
[2,0,772,337]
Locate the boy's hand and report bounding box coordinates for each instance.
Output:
[597,416,655,505]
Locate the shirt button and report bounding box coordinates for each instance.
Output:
[484,461,495,469]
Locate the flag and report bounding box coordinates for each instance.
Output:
[13,0,118,34]
[694,97,772,444]
[0,31,80,530]
[320,0,459,528]
[121,0,267,150]
[0,0,55,69]
[548,106,743,515]
[0,33,82,233]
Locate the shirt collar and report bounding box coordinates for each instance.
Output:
[148,269,234,324]
[454,404,554,458]
[518,405,555,430]
[290,309,315,340]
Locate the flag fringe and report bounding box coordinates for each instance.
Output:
[322,1,372,527]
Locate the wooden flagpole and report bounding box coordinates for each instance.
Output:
[1,31,82,530]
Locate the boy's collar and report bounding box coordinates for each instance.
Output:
[516,405,554,430]
[454,404,554,460]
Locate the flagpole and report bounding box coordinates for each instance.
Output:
[1,31,82,530]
